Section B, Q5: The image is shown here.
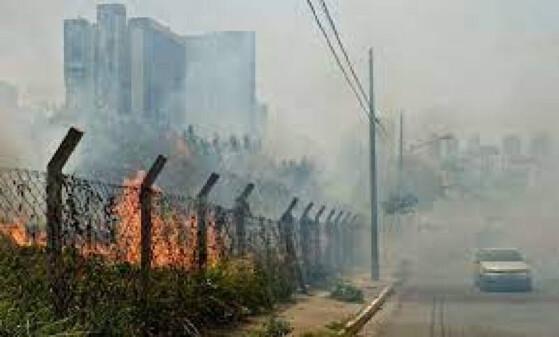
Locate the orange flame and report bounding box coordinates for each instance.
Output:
[0,171,227,270]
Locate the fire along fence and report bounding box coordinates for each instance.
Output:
[0,127,362,316]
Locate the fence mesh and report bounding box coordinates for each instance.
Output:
[0,167,47,244]
[0,166,345,324]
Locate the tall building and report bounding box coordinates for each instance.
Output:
[64,18,95,111]
[466,134,481,155]
[184,31,257,135]
[502,135,522,157]
[129,18,186,126]
[95,3,129,114]
[64,4,263,134]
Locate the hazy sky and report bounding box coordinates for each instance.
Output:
[1,0,559,154]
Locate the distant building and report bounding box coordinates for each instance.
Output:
[529,133,552,160]
[129,18,186,126]
[0,81,18,111]
[64,4,264,134]
[444,137,459,158]
[184,31,257,135]
[428,134,443,161]
[502,135,522,158]
[64,18,95,111]
[94,3,129,115]
[466,134,480,155]
[480,145,500,173]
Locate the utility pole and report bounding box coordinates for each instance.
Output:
[369,48,380,280]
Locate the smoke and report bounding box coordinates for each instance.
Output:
[3,0,559,131]
[2,1,559,236]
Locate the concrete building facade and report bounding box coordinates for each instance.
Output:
[129,18,186,126]
[64,4,263,136]
[184,31,257,136]
[502,134,522,158]
[63,18,95,111]
[95,3,129,115]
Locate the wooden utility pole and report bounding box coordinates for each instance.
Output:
[369,48,380,280]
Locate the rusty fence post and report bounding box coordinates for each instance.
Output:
[46,127,83,316]
[332,210,344,273]
[324,209,336,272]
[338,212,352,273]
[261,217,272,267]
[346,215,358,267]
[280,197,308,294]
[196,173,219,271]
[213,205,227,260]
[139,155,166,303]
[233,183,254,256]
[279,197,298,256]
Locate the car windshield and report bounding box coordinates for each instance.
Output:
[478,250,523,262]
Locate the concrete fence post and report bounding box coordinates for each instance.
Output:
[196,173,219,270]
[338,212,352,273]
[46,127,83,316]
[299,202,314,280]
[346,215,358,267]
[233,183,254,255]
[139,155,167,299]
[280,197,307,293]
[313,205,326,275]
[332,210,344,273]
[324,209,336,271]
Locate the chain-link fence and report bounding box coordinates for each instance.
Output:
[0,167,47,245]
[0,165,347,319]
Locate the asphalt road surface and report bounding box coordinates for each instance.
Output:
[375,199,559,337]
[378,279,559,337]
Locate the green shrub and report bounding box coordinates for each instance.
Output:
[0,237,296,336]
[329,280,364,303]
[247,316,293,337]
[323,319,347,331]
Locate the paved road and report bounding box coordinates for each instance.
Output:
[369,200,559,337]
[377,279,559,337]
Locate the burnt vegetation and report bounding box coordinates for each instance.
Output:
[0,127,363,336]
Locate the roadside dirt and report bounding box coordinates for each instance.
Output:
[215,273,387,336]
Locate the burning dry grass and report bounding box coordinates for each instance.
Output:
[0,220,45,247]
[0,170,298,335]
[0,170,228,271]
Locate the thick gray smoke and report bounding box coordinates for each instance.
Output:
[4,0,559,165]
[3,0,559,280]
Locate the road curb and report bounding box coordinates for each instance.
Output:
[337,283,394,337]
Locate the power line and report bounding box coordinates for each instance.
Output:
[317,0,389,134]
[306,0,388,133]
[317,0,369,106]
[305,0,370,121]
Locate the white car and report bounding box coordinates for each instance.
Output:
[474,248,532,292]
